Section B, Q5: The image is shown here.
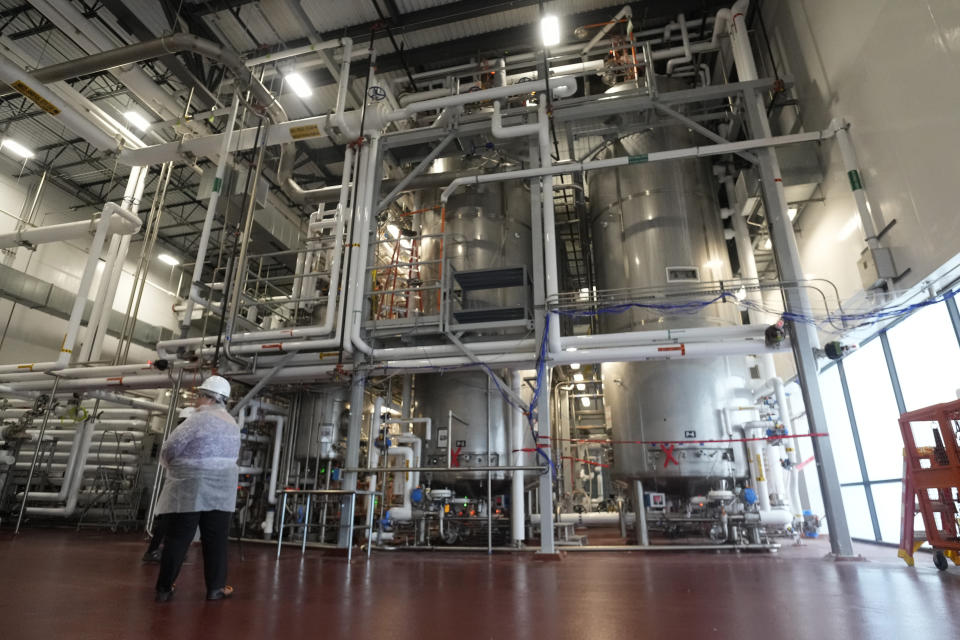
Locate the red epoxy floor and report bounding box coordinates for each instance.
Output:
[0,529,957,640]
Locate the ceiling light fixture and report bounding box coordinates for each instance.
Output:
[580,396,591,408]
[787,207,798,221]
[540,14,561,47]
[387,224,400,239]
[1,139,34,159]
[123,111,151,132]
[285,71,312,98]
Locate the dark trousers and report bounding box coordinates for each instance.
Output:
[146,513,169,553]
[155,510,231,593]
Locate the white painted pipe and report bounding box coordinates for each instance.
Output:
[665,14,692,75]
[531,511,634,526]
[266,414,285,507]
[0,52,118,152]
[537,101,562,355]
[383,417,431,442]
[560,325,766,349]
[181,93,242,328]
[581,5,632,57]
[162,143,355,354]
[25,417,97,516]
[0,205,139,249]
[245,38,348,67]
[551,340,789,365]
[0,202,139,376]
[491,100,539,138]
[511,371,526,545]
[385,445,414,523]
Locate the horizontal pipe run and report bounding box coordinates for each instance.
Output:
[440,128,838,203]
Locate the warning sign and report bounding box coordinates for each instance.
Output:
[289,124,321,140]
[11,81,61,115]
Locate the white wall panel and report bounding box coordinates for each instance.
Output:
[764,0,960,306]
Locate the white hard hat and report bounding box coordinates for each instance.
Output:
[197,375,231,400]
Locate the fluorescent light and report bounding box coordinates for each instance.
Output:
[573,373,584,382]
[565,347,577,352]
[123,111,151,132]
[703,259,723,270]
[1,139,33,159]
[158,253,179,266]
[787,207,798,221]
[387,224,400,239]
[540,14,561,47]
[569,363,580,370]
[735,286,747,302]
[285,72,312,98]
[576,383,586,391]
[763,238,772,250]
[580,396,591,408]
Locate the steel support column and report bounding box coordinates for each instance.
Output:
[741,86,854,557]
[338,367,367,547]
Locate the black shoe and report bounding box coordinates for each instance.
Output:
[155,587,175,603]
[206,585,234,601]
[142,549,162,563]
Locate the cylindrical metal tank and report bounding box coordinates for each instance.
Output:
[415,371,511,497]
[417,157,532,315]
[588,101,747,491]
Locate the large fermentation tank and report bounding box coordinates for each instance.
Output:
[417,157,531,315]
[415,371,512,497]
[589,108,747,490]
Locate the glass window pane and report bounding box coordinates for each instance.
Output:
[841,484,876,540]
[887,302,960,411]
[843,340,902,482]
[871,482,907,543]
[819,366,862,484]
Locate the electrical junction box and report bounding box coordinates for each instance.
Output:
[858,246,896,290]
[645,492,666,510]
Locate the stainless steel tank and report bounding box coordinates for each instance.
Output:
[415,371,511,497]
[588,102,747,490]
[417,158,532,316]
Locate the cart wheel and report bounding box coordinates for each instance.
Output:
[934,550,949,572]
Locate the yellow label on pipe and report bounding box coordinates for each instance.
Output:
[11,81,61,115]
[289,124,321,140]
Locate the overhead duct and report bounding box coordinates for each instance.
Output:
[0,262,172,349]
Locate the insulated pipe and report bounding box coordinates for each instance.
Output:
[392,434,422,490]
[772,377,804,521]
[24,416,97,517]
[511,371,526,546]
[531,511,635,526]
[831,118,886,250]
[265,414,285,507]
[370,76,578,126]
[440,128,838,203]
[491,101,540,139]
[181,93,242,329]
[163,144,355,354]
[244,39,350,68]
[665,14,693,75]
[560,325,766,349]
[384,445,415,522]
[0,213,137,249]
[536,100,562,355]
[382,417,431,441]
[0,203,140,376]
[581,5,633,57]
[0,52,118,152]
[0,374,173,393]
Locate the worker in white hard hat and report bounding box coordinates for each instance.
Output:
[152,375,240,603]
